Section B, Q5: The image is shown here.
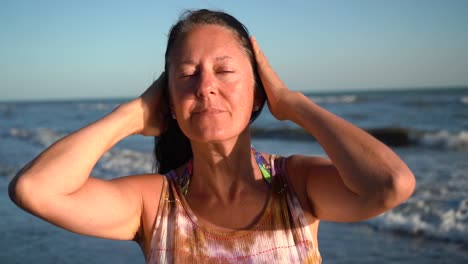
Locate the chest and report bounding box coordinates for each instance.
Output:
[185,190,270,231]
[146,183,321,263]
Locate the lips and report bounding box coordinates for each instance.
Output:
[192,108,226,115]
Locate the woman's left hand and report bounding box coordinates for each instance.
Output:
[251,37,415,223]
[250,37,296,121]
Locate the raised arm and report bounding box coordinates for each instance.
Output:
[9,73,168,240]
[251,37,415,222]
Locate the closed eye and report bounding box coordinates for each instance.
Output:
[218,70,234,74]
[216,68,235,74]
[179,70,199,79]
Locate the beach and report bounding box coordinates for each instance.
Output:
[1,87,467,263]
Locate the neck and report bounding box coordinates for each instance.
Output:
[188,130,263,202]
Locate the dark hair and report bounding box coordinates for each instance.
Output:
[154,9,266,174]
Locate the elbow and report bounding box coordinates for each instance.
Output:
[9,164,30,206]
[9,173,29,208]
[381,166,416,210]
[8,176,19,205]
[8,169,37,210]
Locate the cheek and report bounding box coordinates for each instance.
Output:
[168,86,186,115]
[168,78,190,100]
[241,75,256,104]
[169,88,200,123]
[230,82,255,112]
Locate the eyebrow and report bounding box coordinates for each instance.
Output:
[215,56,233,62]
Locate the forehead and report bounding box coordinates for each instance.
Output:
[169,25,250,65]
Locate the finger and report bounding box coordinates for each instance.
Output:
[250,36,284,88]
[250,36,269,67]
[250,36,274,79]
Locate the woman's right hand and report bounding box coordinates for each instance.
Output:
[131,72,169,136]
[9,72,170,243]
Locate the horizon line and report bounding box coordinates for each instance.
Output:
[1,85,467,103]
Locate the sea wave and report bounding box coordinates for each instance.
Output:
[4,127,154,178]
[308,95,358,104]
[7,127,65,147]
[412,130,468,151]
[252,127,468,150]
[97,148,154,178]
[6,126,468,153]
[76,102,118,111]
[368,198,468,244]
[461,96,468,104]
[4,125,468,245]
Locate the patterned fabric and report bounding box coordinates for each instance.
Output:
[253,148,272,184]
[147,155,322,263]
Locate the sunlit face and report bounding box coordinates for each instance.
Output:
[167,25,257,143]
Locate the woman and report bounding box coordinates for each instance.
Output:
[9,9,415,263]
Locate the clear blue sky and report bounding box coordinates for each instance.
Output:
[1,0,467,101]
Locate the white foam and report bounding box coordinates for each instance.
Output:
[7,127,154,180]
[77,103,116,111]
[34,128,65,147]
[310,95,358,104]
[98,148,154,178]
[9,128,32,138]
[417,130,468,151]
[8,127,65,147]
[368,198,468,244]
[461,96,468,104]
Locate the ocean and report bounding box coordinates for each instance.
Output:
[1,87,467,263]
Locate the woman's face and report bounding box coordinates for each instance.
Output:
[167,25,258,143]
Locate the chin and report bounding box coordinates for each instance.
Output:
[179,117,251,143]
[186,126,250,144]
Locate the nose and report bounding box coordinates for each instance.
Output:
[195,70,217,97]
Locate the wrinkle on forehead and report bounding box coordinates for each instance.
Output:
[178,56,234,66]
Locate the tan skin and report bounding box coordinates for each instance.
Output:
[10,25,415,258]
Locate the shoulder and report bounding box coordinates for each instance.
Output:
[111,173,166,194]
[286,154,333,169]
[284,154,335,184]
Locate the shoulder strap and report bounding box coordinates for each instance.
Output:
[271,155,289,194]
[253,148,273,184]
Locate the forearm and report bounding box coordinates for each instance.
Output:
[285,92,413,197]
[11,100,144,199]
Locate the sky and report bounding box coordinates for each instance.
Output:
[1,0,468,101]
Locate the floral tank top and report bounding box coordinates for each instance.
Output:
[147,154,322,263]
